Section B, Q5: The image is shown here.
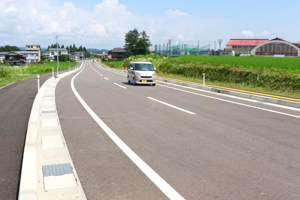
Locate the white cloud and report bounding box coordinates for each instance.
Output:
[242,30,254,37]
[262,30,269,36]
[166,9,189,17]
[0,0,230,49]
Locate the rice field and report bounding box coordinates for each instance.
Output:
[171,55,300,73]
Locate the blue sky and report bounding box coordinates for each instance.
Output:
[1,0,299,50]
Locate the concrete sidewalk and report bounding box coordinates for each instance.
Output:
[18,64,86,200]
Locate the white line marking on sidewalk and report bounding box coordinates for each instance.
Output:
[148,97,196,115]
[114,83,126,89]
[104,77,109,80]
[71,66,185,200]
[158,84,300,119]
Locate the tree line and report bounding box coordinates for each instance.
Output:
[47,44,91,58]
[0,45,20,52]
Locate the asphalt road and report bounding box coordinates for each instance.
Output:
[0,73,51,199]
[54,61,300,199]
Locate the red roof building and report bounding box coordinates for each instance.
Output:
[226,39,269,54]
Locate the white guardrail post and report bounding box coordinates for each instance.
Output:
[203,73,205,86]
[37,74,40,94]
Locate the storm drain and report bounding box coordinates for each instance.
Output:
[43,163,77,190]
[43,163,73,177]
[42,110,56,114]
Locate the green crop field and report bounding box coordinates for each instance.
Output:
[101,55,300,97]
[171,55,300,73]
[0,61,78,87]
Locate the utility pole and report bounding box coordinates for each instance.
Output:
[69,45,70,71]
[56,35,59,76]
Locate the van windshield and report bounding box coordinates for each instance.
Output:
[134,64,154,71]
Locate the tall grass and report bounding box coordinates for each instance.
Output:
[171,55,300,73]
[0,61,78,87]
[104,55,300,97]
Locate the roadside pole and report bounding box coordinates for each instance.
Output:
[37,74,40,94]
[56,35,59,77]
[52,67,54,78]
[203,73,205,86]
[69,46,70,72]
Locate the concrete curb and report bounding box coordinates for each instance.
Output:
[157,77,300,109]
[19,63,86,200]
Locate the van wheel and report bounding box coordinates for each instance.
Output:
[152,83,156,86]
[132,78,136,85]
[127,77,131,83]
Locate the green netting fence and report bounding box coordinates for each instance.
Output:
[154,44,210,57]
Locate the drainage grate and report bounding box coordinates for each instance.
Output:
[43,163,73,177]
[42,110,56,114]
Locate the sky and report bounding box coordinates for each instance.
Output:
[1,0,300,50]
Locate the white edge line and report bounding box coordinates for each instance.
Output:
[71,64,185,200]
[148,97,196,115]
[104,77,109,80]
[158,84,300,119]
[92,63,300,119]
[114,82,126,89]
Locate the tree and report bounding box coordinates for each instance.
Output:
[79,45,83,51]
[84,51,91,58]
[0,45,20,52]
[41,52,46,61]
[136,30,151,55]
[124,28,151,57]
[83,47,87,52]
[59,54,67,62]
[124,28,140,57]
[61,44,65,48]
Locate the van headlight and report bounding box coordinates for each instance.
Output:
[135,72,140,76]
[152,72,156,76]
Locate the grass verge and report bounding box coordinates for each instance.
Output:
[0,61,78,88]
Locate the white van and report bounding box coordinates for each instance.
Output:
[127,62,156,86]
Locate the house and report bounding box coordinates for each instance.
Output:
[108,48,126,60]
[4,52,27,65]
[0,52,6,63]
[18,51,40,63]
[25,45,41,62]
[70,52,85,60]
[48,48,68,61]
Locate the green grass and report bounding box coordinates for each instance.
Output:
[103,61,124,69]
[0,61,78,87]
[103,54,300,97]
[171,55,300,73]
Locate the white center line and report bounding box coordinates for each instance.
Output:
[148,97,196,115]
[104,77,109,80]
[114,83,126,89]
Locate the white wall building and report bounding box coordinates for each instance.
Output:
[17,51,40,63]
[48,48,68,61]
[25,45,41,62]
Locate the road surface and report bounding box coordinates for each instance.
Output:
[54,61,300,199]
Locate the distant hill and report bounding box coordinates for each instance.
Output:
[87,48,109,53]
